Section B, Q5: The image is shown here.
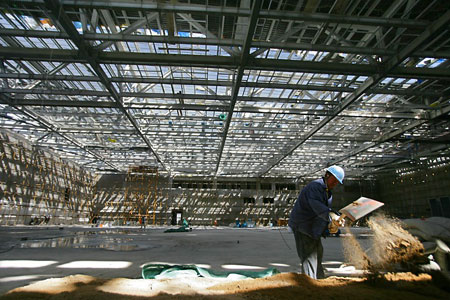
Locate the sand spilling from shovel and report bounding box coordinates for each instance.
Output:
[342,213,424,273]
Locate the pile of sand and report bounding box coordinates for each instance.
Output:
[367,214,424,268]
[342,213,425,273]
[1,272,448,299]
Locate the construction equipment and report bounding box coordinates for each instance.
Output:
[328,197,384,233]
[339,197,384,223]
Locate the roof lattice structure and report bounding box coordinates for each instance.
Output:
[0,0,449,179]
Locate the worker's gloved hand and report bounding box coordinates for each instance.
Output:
[328,212,344,234]
[328,220,339,234]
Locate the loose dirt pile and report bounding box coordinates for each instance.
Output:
[1,272,448,300]
[367,214,424,269]
[342,213,425,273]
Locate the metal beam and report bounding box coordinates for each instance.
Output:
[43,0,168,172]
[2,47,449,80]
[0,91,440,114]
[0,73,443,97]
[0,93,120,171]
[215,0,261,175]
[0,98,423,119]
[177,13,237,56]
[258,9,450,176]
[8,0,430,28]
[2,28,449,59]
[357,142,450,176]
[0,88,337,105]
[94,12,158,51]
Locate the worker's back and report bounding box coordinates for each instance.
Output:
[288,178,331,239]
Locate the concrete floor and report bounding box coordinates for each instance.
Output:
[0,225,373,295]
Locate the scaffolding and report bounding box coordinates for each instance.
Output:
[123,166,159,225]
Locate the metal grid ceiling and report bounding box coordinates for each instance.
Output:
[0,0,449,180]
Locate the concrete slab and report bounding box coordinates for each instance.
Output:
[0,225,373,295]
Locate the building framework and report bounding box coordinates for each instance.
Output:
[0,0,449,181]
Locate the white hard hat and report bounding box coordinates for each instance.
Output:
[326,165,345,184]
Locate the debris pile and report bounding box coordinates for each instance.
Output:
[342,213,424,274]
[367,214,424,269]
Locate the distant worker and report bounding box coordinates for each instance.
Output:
[288,165,345,279]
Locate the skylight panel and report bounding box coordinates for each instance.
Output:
[13,36,32,48]
[393,78,405,84]
[280,89,293,98]
[205,71,216,80]
[41,61,57,71]
[259,89,273,97]
[216,86,227,95]
[218,72,229,80]
[319,74,331,79]
[172,84,182,92]
[151,84,163,93]
[162,84,173,93]
[346,75,355,81]
[271,89,283,98]
[68,64,82,76]
[137,42,150,52]
[357,76,368,82]
[21,15,39,29]
[208,45,218,54]
[305,51,317,61]
[159,66,171,75]
[218,47,232,57]
[380,78,392,84]
[141,69,159,78]
[73,81,84,89]
[21,61,39,74]
[267,49,281,59]
[191,33,206,38]
[254,49,269,58]
[39,18,56,30]
[279,51,290,59]
[0,14,13,28]
[416,58,428,67]
[429,59,446,68]
[73,21,83,33]
[127,42,138,52]
[317,52,329,61]
[155,43,165,53]
[91,82,104,91]
[6,13,24,29]
[191,85,202,94]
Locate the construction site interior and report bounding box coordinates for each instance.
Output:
[0,0,449,299]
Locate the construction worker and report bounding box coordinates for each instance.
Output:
[288,165,345,279]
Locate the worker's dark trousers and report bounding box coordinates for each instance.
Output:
[293,230,324,279]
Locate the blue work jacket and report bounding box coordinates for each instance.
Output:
[288,178,332,239]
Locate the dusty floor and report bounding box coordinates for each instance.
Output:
[0,225,448,299]
[1,272,449,299]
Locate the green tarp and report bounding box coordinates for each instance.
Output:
[142,264,280,280]
[164,219,191,233]
[164,226,191,233]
